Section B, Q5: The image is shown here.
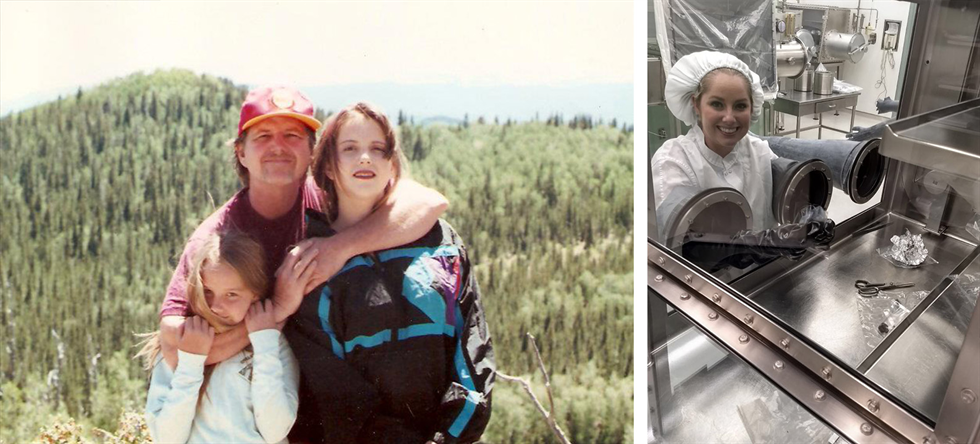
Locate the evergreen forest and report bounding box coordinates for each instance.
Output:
[0,69,634,443]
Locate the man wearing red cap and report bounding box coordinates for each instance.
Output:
[157,86,448,368]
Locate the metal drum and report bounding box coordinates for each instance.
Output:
[776,42,807,78]
[662,188,753,251]
[794,68,813,92]
[813,71,835,95]
[824,31,867,63]
[770,158,834,225]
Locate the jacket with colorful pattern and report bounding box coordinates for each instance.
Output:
[285,210,494,444]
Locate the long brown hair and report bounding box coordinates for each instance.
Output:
[136,230,268,402]
[311,102,406,222]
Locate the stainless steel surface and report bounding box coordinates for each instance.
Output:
[775,90,860,138]
[658,350,837,444]
[649,57,665,105]
[824,31,868,64]
[795,69,814,92]
[747,214,975,368]
[777,42,808,79]
[866,254,980,422]
[648,251,918,443]
[814,71,836,95]
[881,98,980,181]
[896,0,980,117]
[649,289,670,441]
[933,272,980,444]
[649,241,935,443]
[776,90,860,111]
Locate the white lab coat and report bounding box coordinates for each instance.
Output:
[651,125,778,241]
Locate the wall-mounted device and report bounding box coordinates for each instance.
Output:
[883,19,901,51]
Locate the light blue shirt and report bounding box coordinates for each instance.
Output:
[146,329,299,444]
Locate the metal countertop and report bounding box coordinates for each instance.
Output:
[746,214,976,368]
[866,255,980,422]
[776,89,861,106]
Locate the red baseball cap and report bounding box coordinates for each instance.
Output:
[238,86,321,135]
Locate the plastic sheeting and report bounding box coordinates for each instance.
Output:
[653,0,778,100]
[857,290,929,349]
[737,390,832,444]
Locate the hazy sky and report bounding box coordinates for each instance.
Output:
[0,1,633,107]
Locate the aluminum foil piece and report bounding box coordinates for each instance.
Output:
[882,229,929,266]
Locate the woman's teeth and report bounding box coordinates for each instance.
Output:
[354,171,375,178]
[718,126,738,134]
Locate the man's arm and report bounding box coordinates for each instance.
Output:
[290,179,448,292]
[160,315,250,368]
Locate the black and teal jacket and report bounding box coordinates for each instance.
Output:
[285,210,494,444]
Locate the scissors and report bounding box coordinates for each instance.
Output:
[855,280,914,296]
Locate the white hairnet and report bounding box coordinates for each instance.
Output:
[665,51,765,126]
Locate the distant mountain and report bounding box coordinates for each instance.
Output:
[5,78,633,125]
[418,115,463,126]
[299,82,633,125]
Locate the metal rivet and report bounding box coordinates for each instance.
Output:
[738,334,749,344]
[868,399,880,413]
[961,389,977,404]
[708,312,718,320]
[658,257,665,266]
[736,201,742,206]
[711,293,721,303]
[814,390,826,401]
[684,274,693,284]
[723,197,729,201]
[655,275,664,283]
[687,219,694,225]
[822,366,832,379]
[780,338,790,349]
[743,314,754,325]
[774,361,784,370]
[680,292,690,300]
[860,423,873,435]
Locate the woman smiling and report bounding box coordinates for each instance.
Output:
[651,51,778,238]
[281,103,494,444]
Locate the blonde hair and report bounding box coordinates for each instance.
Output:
[136,230,268,399]
[311,102,406,222]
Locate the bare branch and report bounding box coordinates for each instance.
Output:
[528,333,557,420]
[495,371,571,444]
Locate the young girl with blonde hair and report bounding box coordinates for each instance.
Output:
[139,230,304,443]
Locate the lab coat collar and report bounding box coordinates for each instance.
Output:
[690,125,741,170]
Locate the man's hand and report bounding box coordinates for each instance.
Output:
[285,237,348,294]
[272,245,318,322]
[178,316,215,356]
[245,300,278,333]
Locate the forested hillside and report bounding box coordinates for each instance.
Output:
[0,69,633,443]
